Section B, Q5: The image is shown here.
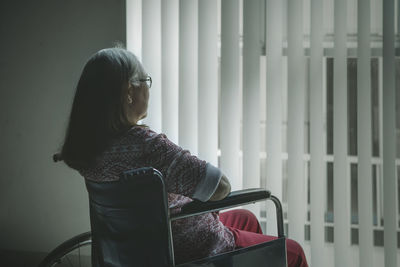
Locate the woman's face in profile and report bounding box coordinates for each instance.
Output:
[127,79,150,123]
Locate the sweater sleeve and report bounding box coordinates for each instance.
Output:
[141,128,221,201]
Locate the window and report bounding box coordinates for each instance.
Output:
[325,57,385,246]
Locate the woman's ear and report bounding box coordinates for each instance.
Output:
[126,84,134,104]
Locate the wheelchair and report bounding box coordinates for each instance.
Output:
[38,167,287,267]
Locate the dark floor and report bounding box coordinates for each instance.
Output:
[0,249,91,267]
[0,249,46,267]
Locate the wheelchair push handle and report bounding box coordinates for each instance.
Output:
[171,188,285,238]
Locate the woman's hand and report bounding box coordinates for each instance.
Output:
[209,175,231,201]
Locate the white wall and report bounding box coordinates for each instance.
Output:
[0,0,126,253]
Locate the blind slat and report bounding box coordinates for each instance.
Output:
[382,0,398,265]
[198,0,218,165]
[126,0,142,60]
[357,0,374,266]
[243,0,261,216]
[265,0,284,236]
[287,0,306,244]
[179,0,198,154]
[310,0,325,265]
[333,0,351,265]
[142,0,162,132]
[220,0,241,190]
[161,0,179,144]
[243,0,260,189]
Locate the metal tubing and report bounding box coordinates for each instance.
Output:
[171,194,285,240]
[270,195,285,238]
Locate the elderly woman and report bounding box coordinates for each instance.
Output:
[57,47,308,266]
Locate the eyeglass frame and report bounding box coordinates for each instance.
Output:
[131,75,152,88]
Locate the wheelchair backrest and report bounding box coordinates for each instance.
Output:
[85,167,174,267]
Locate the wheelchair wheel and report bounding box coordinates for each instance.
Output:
[38,231,92,267]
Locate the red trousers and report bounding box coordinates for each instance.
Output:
[219,209,308,267]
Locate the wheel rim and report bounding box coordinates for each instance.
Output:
[49,240,91,267]
[39,232,92,267]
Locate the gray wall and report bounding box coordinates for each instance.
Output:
[0,0,126,257]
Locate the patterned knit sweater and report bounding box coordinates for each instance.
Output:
[79,126,235,263]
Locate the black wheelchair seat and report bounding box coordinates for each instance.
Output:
[85,167,287,267]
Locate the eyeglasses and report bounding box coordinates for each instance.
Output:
[132,75,152,88]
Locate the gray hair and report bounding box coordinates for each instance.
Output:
[59,47,148,169]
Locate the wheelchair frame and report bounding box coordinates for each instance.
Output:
[38,167,287,267]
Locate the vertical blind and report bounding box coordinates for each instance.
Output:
[161,0,179,144]
[198,0,219,166]
[220,0,241,191]
[309,0,324,266]
[142,0,162,133]
[357,0,374,266]
[127,0,399,266]
[333,0,351,266]
[383,0,398,266]
[265,0,284,237]
[287,0,306,246]
[179,0,198,155]
[243,0,260,217]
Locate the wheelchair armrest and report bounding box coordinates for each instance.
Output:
[171,188,270,220]
[171,188,285,238]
